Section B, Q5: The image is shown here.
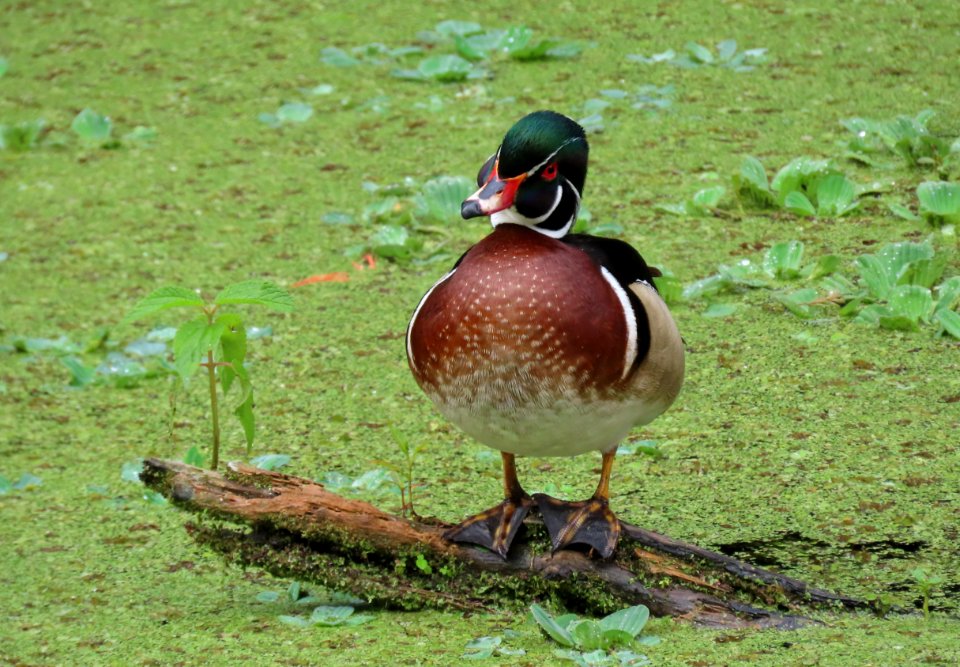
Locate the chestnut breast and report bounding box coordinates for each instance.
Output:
[407,224,628,402]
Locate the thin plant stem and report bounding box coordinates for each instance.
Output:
[207,348,220,470]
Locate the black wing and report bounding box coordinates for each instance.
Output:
[561,234,655,370]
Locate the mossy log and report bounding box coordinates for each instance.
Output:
[142,458,868,630]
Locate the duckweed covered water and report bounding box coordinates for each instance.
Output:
[2,1,959,664]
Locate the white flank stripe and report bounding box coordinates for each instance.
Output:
[600,267,637,379]
[406,269,456,372]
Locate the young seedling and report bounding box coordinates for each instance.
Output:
[911,567,944,620]
[123,280,294,469]
[376,427,428,516]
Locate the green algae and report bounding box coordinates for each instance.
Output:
[2,0,960,664]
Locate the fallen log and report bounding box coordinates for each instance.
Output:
[141,458,869,630]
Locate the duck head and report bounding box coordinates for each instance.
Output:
[461,110,588,238]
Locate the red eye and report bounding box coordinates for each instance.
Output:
[542,162,558,181]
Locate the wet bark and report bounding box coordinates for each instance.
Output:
[141,458,869,630]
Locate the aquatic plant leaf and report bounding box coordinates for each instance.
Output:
[123,286,204,324]
[61,355,97,387]
[816,174,859,216]
[936,308,960,339]
[917,181,960,226]
[0,57,7,78]
[568,619,605,650]
[702,303,737,318]
[887,202,919,221]
[784,191,816,217]
[71,109,112,142]
[802,254,841,281]
[215,280,295,311]
[599,605,650,639]
[0,120,46,152]
[777,288,820,319]
[934,276,960,313]
[121,459,144,483]
[435,20,483,38]
[415,175,474,223]
[886,284,933,325]
[276,102,313,124]
[173,317,226,383]
[856,254,895,300]
[319,47,360,67]
[877,241,934,282]
[684,42,714,64]
[689,186,726,215]
[530,605,576,647]
[764,241,805,279]
[123,126,157,143]
[255,591,280,603]
[251,454,291,471]
[904,256,947,289]
[278,615,310,628]
[309,605,355,626]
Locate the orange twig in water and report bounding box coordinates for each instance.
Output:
[291,273,350,288]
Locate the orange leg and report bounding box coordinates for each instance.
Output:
[444,452,534,559]
[534,447,621,558]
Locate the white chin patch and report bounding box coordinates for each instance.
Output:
[490,185,573,238]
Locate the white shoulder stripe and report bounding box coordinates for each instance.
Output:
[599,267,637,380]
[406,268,457,372]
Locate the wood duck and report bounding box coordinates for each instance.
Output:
[406,110,684,559]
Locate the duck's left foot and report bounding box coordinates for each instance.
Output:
[533,494,621,558]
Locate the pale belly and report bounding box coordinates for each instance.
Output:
[428,379,670,457]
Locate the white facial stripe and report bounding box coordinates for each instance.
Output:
[600,267,638,379]
[524,136,584,177]
[406,269,456,371]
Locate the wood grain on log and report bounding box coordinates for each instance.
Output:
[142,458,868,630]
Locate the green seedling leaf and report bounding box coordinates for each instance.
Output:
[599,604,650,640]
[173,318,226,383]
[234,375,255,452]
[121,459,144,483]
[251,454,291,471]
[123,286,204,324]
[530,605,576,648]
[184,446,205,467]
[217,313,247,395]
[784,191,816,217]
[214,280,294,311]
[936,309,960,339]
[71,109,112,143]
[764,241,805,279]
[917,181,960,226]
[414,553,433,575]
